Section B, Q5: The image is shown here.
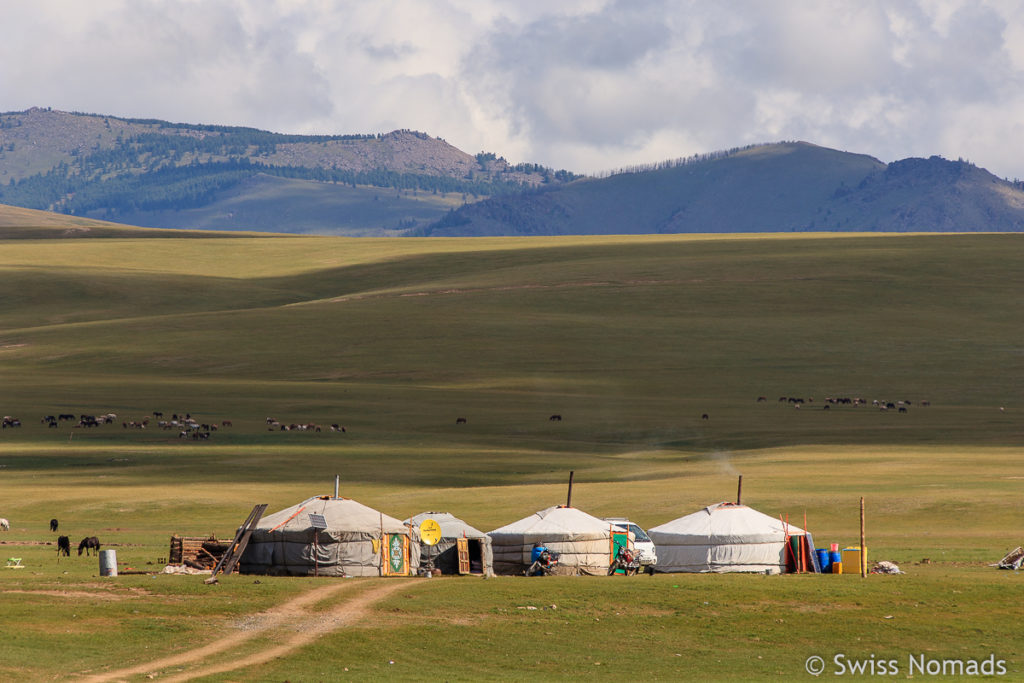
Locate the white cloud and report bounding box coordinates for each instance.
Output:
[2,0,1024,179]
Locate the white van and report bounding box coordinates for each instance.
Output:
[604,518,657,571]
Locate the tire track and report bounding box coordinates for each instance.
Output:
[79,579,417,682]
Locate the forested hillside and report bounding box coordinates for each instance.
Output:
[417,142,1024,235]
[0,108,578,234]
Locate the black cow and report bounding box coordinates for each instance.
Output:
[50,518,58,532]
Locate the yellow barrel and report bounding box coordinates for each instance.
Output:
[831,561,842,574]
[842,547,866,572]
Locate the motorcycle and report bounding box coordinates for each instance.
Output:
[608,545,640,576]
[527,548,560,576]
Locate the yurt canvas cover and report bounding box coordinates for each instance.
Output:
[488,505,625,576]
[240,496,420,577]
[648,502,804,574]
[405,512,493,575]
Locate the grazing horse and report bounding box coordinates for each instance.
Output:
[78,536,101,556]
[0,518,8,531]
[455,417,467,424]
[549,414,562,422]
[50,518,59,532]
[701,414,709,421]
[57,536,71,557]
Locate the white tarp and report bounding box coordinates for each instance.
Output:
[488,505,621,576]
[649,502,804,574]
[240,496,419,577]
[405,511,493,575]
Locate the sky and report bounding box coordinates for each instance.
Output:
[3,0,1024,179]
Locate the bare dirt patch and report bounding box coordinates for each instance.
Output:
[1,589,138,601]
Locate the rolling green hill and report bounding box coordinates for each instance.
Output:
[2,229,1023,680]
[419,142,1024,235]
[102,172,468,235]
[1,230,1020,455]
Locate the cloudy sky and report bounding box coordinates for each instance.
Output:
[3,0,1024,179]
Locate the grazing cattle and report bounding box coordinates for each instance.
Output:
[899,407,908,413]
[456,417,467,424]
[50,518,58,532]
[59,414,75,421]
[0,518,8,531]
[549,414,562,422]
[78,537,101,556]
[823,404,830,411]
[221,420,232,427]
[757,396,767,402]
[2,417,22,428]
[921,400,930,407]
[57,536,71,557]
[701,414,709,420]
[153,412,163,419]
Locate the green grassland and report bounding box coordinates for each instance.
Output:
[1,230,1023,680]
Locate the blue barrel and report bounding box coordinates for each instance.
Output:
[816,548,830,573]
[829,549,842,567]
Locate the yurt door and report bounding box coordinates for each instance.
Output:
[384,533,409,576]
[456,538,470,574]
[611,529,629,574]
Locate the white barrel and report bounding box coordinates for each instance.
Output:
[99,549,118,576]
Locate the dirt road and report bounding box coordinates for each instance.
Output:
[79,579,417,682]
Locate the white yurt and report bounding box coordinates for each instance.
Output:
[488,505,627,576]
[240,495,420,577]
[648,502,805,574]
[405,512,493,576]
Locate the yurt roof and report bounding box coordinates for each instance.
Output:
[488,505,614,539]
[648,502,804,544]
[256,496,409,534]
[405,512,488,540]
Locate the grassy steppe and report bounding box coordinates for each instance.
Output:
[1,231,1022,680]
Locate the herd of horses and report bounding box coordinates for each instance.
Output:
[0,517,101,558]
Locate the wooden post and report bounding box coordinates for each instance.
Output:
[860,497,867,578]
[736,475,743,505]
[566,470,574,508]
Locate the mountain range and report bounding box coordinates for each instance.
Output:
[2,108,1023,235]
[416,142,1024,235]
[0,107,576,236]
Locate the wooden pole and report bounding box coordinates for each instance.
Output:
[860,497,867,578]
[736,475,743,505]
[566,470,575,507]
